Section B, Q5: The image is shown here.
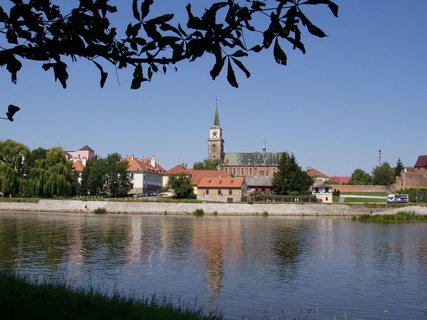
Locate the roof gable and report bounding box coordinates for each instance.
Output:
[306,168,328,178]
[415,155,427,168]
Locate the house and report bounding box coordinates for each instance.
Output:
[66,145,95,166]
[197,177,247,202]
[311,185,333,203]
[124,156,165,194]
[71,160,85,183]
[163,164,230,195]
[306,168,329,185]
[245,175,272,193]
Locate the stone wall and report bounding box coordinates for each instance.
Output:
[0,199,394,216]
[332,185,390,193]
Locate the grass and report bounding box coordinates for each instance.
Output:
[352,212,427,223]
[0,272,222,320]
[192,209,205,217]
[344,197,386,203]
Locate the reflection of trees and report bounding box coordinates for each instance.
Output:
[271,223,308,282]
[0,215,71,273]
[160,217,193,260]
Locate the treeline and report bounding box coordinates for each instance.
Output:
[0,140,131,198]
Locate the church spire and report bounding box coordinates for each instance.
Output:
[214,99,220,127]
[262,138,267,153]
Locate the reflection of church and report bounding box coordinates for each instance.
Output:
[208,104,282,177]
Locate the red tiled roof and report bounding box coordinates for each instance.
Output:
[306,168,328,178]
[328,176,351,185]
[124,156,164,174]
[198,177,244,188]
[415,155,427,168]
[189,170,230,186]
[164,164,190,175]
[72,160,85,172]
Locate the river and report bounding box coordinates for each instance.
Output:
[0,212,426,319]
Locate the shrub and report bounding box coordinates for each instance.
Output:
[261,211,269,217]
[212,211,218,216]
[93,207,107,214]
[192,209,204,217]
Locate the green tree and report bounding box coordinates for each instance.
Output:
[27,147,76,197]
[272,152,313,195]
[348,169,372,185]
[165,173,195,199]
[104,153,132,197]
[193,159,219,170]
[395,158,404,177]
[85,154,132,197]
[372,162,396,185]
[0,1,338,92]
[23,147,48,175]
[0,139,30,195]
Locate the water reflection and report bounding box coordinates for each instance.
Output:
[0,213,426,319]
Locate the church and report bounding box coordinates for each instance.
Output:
[207,104,282,177]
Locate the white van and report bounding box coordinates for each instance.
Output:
[386,194,409,203]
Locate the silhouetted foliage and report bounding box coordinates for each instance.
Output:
[0,0,338,91]
[395,158,404,177]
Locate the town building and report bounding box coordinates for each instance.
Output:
[66,145,95,166]
[244,175,272,193]
[124,156,165,194]
[311,185,333,203]
[163,164,230,195]
[197,177,247,202]
[207,104,282,177]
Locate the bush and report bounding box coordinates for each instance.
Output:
[261,211,269,217]
[192,209,204,217]
[93,207,107,214]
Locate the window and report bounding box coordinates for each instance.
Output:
[206,189,209,195]
[218,189,222,195]
[229,189,233,195]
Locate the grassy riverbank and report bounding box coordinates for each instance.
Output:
[0,272,221,320]
[352,212,427,223]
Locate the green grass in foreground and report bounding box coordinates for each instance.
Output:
[352,212,427,223]
[0,272,222,320]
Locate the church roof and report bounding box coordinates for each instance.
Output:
[223,152,282,167]
[213,102,220,127]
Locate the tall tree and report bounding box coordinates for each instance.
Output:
[372,162,396,186]
[348,169,372,185]
[272,152,313,195]
[0,1,338,92]
[27,147,76,197]
[85,154,132,197]
[104,153,132,197]
[0,139,30,195]
[395,158,404,177]
[165,173,195,199]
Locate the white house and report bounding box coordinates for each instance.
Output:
[311,185,333,203]
[124,156,164,194]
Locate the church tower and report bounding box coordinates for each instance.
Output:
[208,101,224,161]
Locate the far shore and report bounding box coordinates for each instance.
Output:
[0,199,426,216]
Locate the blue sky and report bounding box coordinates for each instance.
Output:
[1,0,426,176]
